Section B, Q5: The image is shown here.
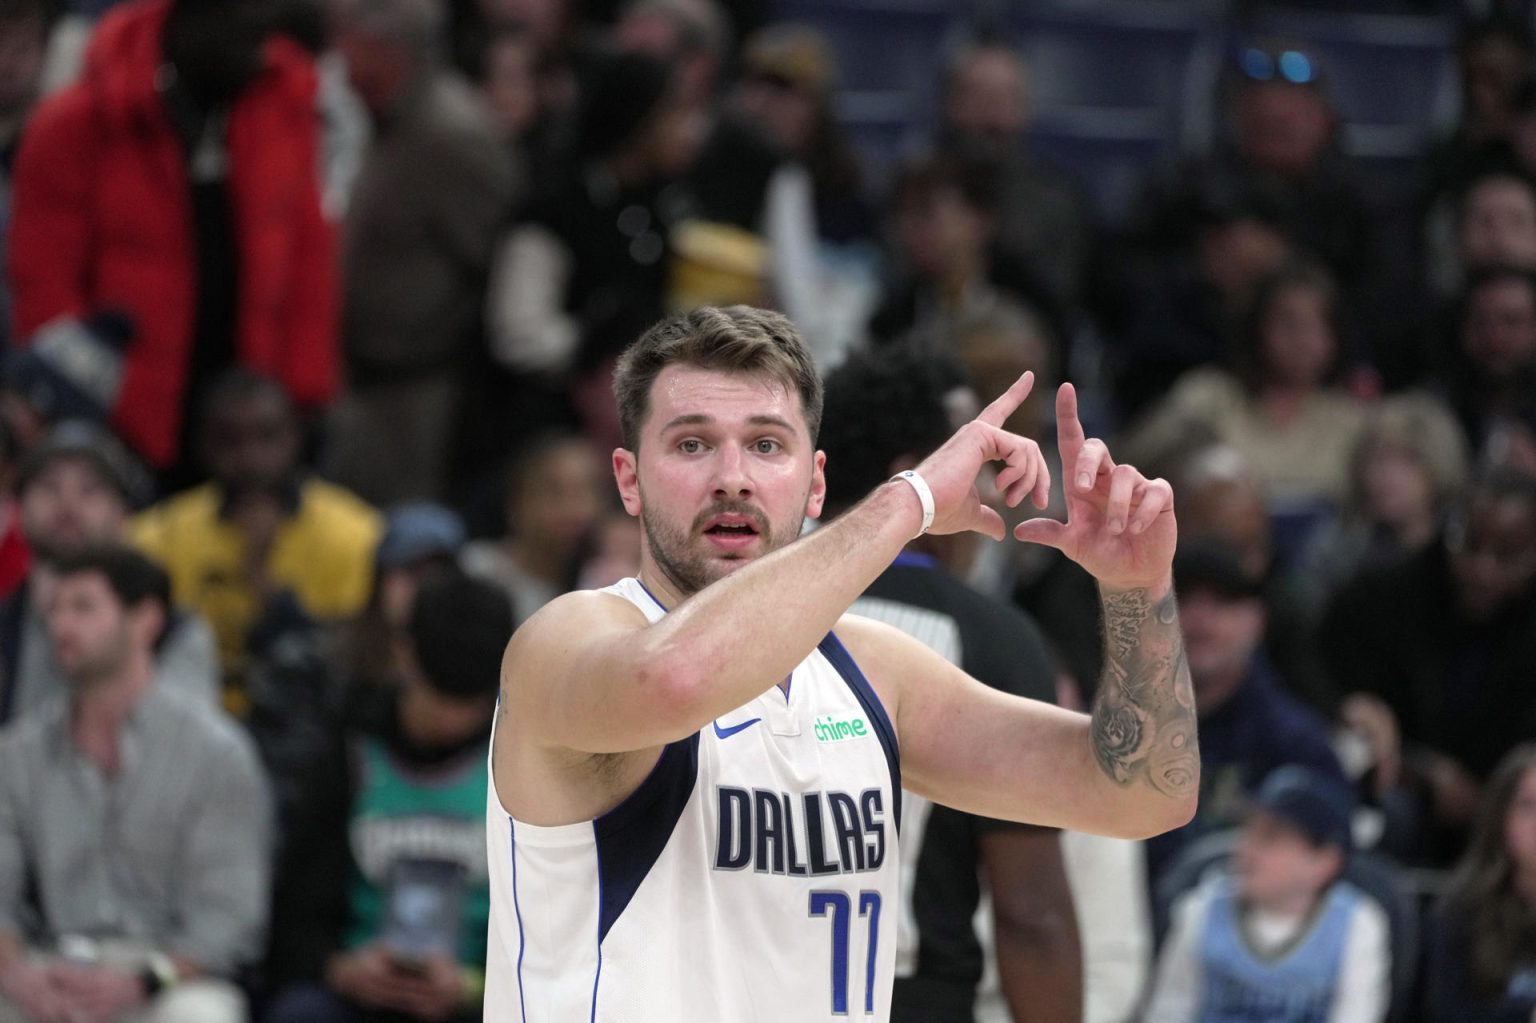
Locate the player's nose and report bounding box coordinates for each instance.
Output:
[710,444,752,498]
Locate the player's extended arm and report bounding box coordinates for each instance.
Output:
[503,374,1053,756]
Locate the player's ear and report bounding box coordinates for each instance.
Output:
[805,449,827,520]
[614,448,641,517]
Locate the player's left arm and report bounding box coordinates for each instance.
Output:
[840,384,1198,839]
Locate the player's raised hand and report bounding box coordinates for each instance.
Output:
[1012,383,1176,591]
[911,372,1051,541]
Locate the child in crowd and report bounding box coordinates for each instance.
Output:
[1143,766,1391,1023]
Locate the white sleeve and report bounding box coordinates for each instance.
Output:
[1060,831,1152,1023]
[485,225,578,374]
[1141,884,1214,1023]
[761,165,827,360]
[1327,895,1391,1023]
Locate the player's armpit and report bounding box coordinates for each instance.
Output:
[835,614,1194,839]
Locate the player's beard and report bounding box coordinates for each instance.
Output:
[641,499,798,597]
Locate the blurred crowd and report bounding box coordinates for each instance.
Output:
[0,0,1532,1019]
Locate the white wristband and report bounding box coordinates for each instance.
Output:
[890,470,935,538]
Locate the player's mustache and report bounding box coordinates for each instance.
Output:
[691,502,768,534]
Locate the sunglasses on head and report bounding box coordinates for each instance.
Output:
[1238,47,1318,85]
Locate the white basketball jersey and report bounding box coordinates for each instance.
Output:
[485,577,902,1022]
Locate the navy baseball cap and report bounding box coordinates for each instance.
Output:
[375,503,466,570]
[1251,765,1356,852]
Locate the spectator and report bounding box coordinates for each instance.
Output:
[615,0,777,234]
[934,36,1094,316]
[822,348,1081,1022]
[1440,265,1536,456]
[0,0,52,349]
[0,420,219,726]
[1323,468,1536,863]
[1143,766,1390,1022]
[263,574,513,1023]
[130,371,382,703]
[1109,185,1296,422]
[0,545,272,1023]
[1459,170,1536,278]
[1424,743,1536,1022]
[483,49,695,439]
[7,0,337,483]
[0,420,23,603]
[340,502,467,716]
[1424,13,1535,226]
[1131,38,1371,295]
[461,433,604,627]
[1146,536,1345,885]
[325,0,517,506]
[1298,392,1471,614]
[1125,260,1368,524]
[469,21,539,151]
[869,154,1049,359]
[729,22,880,363]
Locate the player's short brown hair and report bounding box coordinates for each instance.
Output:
[613,306,823,450]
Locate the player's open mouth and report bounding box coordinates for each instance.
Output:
[703,515,761,549]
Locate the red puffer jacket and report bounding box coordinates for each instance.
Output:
[8,0,337,468]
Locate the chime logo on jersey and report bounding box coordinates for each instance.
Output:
[713,786,887,876]
[813,714,868,743]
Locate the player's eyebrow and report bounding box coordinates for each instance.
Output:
[659,414,797,432]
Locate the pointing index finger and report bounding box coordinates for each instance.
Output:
[976,371,1034,429]
[1054,381,1085,467]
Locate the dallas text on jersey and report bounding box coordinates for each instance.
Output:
[713,786,888,876]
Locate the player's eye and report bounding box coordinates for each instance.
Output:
[678,438,705,454]
[753,439,781,455]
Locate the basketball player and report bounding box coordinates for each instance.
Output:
[486,306,1197,1021]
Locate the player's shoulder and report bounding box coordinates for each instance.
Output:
[502,587,652,671]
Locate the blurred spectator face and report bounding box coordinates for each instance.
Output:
[1463,276,1536,379]
[479,0,564,53]
[1505,765,1536,876]
[897,184,990,283]
[164,0,279,104]
[1178,586,1266,710]
[1235,82,1333,178]
[578,512,642,590]
[1259,281,1335,388]
[734,71,818,156]
[379,560,449,631]
[19,458,128,559]
[1199,217,1290,302]
[1179,477,1272,579]
[944,46,1029,144]
[45,571,149,687]
[1447,490,1536,621]
[0,9,47,119]
[616,4,716,110]
[624,87,699,179]
[202,390,300,495]
[1462,33,1530,135]
[510,438,605,553]
[1235,810,1340,910]
[1461,176,1536,270]
[481,31,539,137]
[1358,440,1434,531]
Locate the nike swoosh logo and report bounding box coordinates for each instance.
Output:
[712,716,763,739]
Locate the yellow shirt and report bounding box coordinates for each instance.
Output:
[130,479,383,678]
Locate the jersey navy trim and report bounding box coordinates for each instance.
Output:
[591,851,604,1022]
[593,732,702,943]
[508,819,529,1023]
[818,631,902,835]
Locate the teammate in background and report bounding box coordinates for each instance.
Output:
[820,347,1083,1022]
[486,306,1196,1021]
[1143,766,1391,1023]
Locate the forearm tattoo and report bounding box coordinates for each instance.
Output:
[1089,587,1198,799]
